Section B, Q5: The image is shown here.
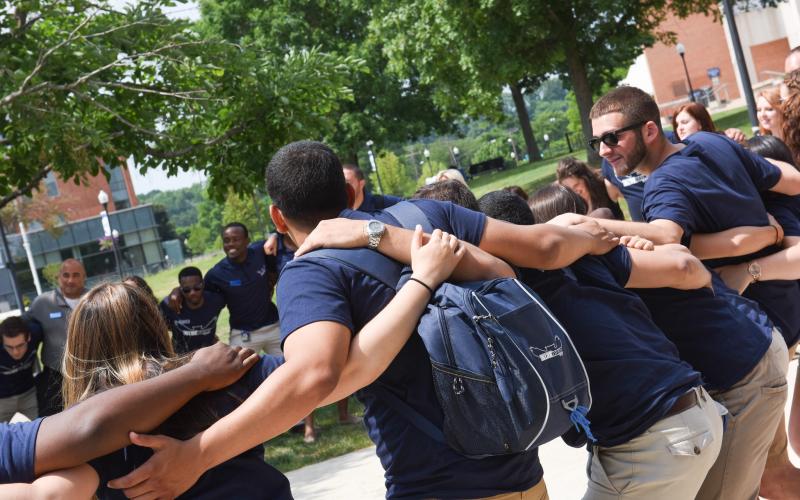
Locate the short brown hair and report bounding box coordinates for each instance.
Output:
[0,317,29,339]
[590,86,662,132]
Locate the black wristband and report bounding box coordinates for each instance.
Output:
[408,277,434,296]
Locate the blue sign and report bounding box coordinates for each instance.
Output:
[707,67,721,79]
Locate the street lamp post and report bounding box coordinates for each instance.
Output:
[507,137,519,165]
[423,148,433,176]
[676,43,696,103]
[365,140,384,194]
[97,190,123,279]
[450,146,461,168]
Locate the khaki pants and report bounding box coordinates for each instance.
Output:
[479,479,548,500]
[0,387,38,422]
[764,341,798,472]
[583,387,724,500]
[229,322,283,356]
[698,329,788,500]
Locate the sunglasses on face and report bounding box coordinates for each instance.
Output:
[181,284,204,294]
[588,121,645,152]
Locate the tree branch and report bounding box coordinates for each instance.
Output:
[144,125,245,159]
[0,165,52,210]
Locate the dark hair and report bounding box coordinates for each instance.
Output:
[746,135,798,168]
[222,222,249,239]
[590,86,663,133]
[342,163,365,181]
[266,141,348,229]
[555,157,621,217]
[671,102,716,139]
[502,185,528,201]
[478,191,534,226]
[178,266,203,281]
[0,316,29,339]
[122,275,155,301]
[529,184,588,224]
[412,180,479,211]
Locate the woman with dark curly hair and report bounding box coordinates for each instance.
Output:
[556,156,624,219]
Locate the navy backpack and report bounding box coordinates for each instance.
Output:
[306,202,593,457]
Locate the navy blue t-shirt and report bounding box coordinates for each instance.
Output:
[519,247,701,447]
[633,272,772,391]
[160,292,225,354]
[274,234,296,275]
[278,199,543,499]
[357,192,402,214]
[89,356,291,500]
[0,330,41,398]
[642,131,800,346]
[205,241,279,331]
[0,417,42,483]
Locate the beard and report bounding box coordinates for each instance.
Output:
[614,131,647,177]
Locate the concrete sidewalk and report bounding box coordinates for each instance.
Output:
[287,360,800,499]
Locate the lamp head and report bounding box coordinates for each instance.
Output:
[423,148,430,158]
[97,190,109,205]
[676,43,686,56]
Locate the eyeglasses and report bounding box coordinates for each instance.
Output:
[588,121,645,152]
[180,284,204,294]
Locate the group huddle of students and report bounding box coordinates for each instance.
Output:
[2,67,800,500]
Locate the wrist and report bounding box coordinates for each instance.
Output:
[408,275,435,296]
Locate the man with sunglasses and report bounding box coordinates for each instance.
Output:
[160,267,225,354]
[575,86,800,499]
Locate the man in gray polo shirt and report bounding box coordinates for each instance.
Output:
[24,259,86,416]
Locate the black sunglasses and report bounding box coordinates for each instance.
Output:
[180,283,204,294]
[588,121,646,152]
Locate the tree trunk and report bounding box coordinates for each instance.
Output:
[509,83,541,162]
[563,46,601,165]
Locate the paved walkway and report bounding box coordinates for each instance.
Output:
[287,360,800,499]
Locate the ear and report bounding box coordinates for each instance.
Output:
[643,121,661,144]
[345,184,356,209]
[270,205,289,234]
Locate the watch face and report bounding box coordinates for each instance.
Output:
[367,220,384,234]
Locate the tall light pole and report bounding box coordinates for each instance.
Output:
[97,190,123,279]
[676,43,696,103]
[365,140,384,194]
[450,146,461,168]
[721,0,759,129]
[0,223,24,312]
[423,148,433,176]
[507,137,519,164]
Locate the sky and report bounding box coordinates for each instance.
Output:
[112,1,203,194]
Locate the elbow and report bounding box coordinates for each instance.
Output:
[536,235,570,270]
[299,363,342,402]
[674,254,710,290]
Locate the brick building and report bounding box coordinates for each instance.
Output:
[622,0,800,118]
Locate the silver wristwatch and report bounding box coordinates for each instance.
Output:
[365,220,385,250]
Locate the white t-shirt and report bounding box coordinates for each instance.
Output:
[64,296,81,310]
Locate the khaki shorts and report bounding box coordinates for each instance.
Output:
[229,322,283,356]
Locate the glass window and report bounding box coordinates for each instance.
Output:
[142,241,163,264]
[44,172,59,197]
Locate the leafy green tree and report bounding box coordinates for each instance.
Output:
[370,151,416,198]
[0,1,358,209]
[221,191,271,241]
[199,0,450,164]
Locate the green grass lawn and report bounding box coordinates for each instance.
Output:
[711,106,754,135]
[265,399,374,472]
[470,150,588,198]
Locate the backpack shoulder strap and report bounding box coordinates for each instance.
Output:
[384,201,434,233]
[369,384,446,444]
[303,248,401,290]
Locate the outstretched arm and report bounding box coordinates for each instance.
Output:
[0,464,98,498]
[626,245,711,290]
[717,236,800,293]
[689,218,782,260]
[768,160,800,196]
[296,218,514,279]
[34,343,257,476]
